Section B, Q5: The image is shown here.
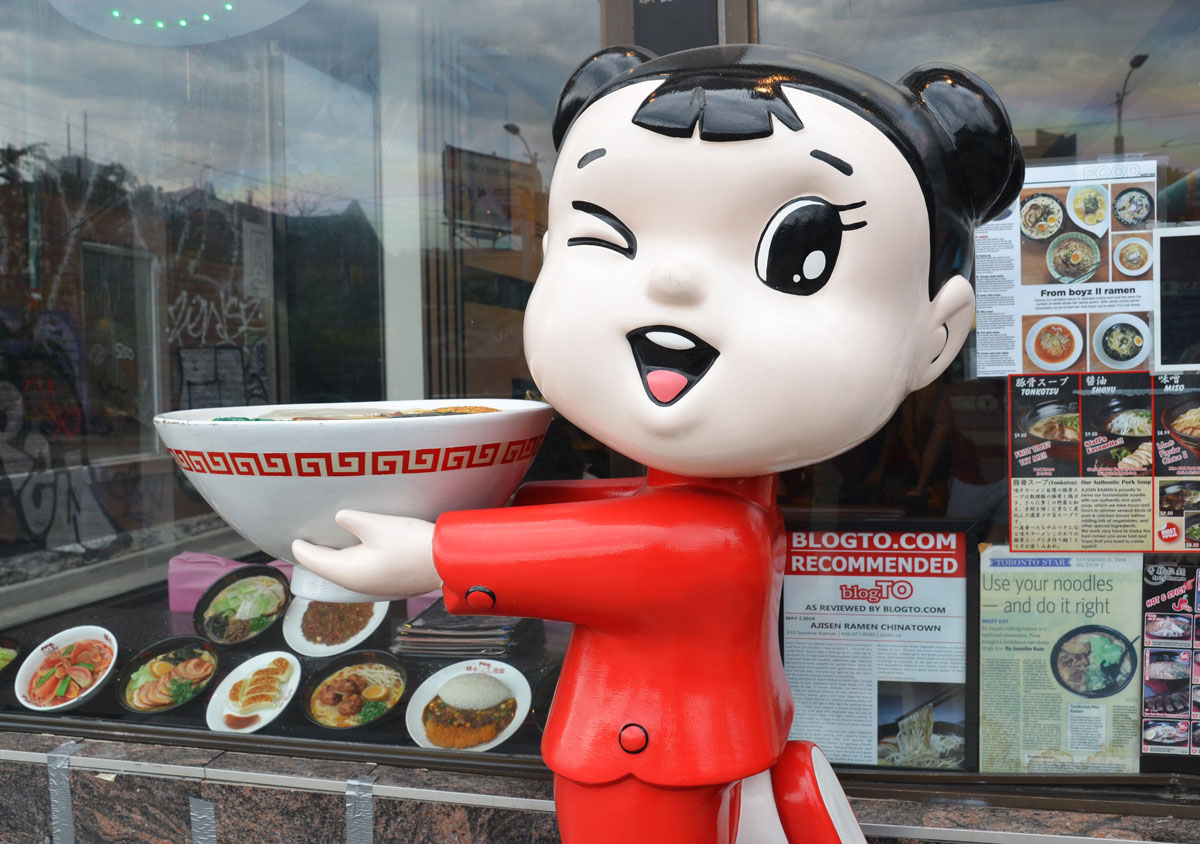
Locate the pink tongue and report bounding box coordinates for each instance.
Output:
[646,369,688,403]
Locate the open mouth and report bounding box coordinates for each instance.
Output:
[626,325,719,407]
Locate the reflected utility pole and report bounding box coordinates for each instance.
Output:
[1114,53,1149,155]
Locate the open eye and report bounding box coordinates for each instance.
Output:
[754,198,863,296]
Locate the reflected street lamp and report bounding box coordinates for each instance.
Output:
[1114,53,1149,155]
[503,123,538,168]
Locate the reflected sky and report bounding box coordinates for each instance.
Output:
[0,0,599,242]
[759,0,1200,179]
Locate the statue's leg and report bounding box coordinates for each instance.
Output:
[553,775,741,844]
[769,741,866,844]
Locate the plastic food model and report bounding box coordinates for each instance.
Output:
[293,44,1022,844]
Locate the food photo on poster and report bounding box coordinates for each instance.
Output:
[782,525,976,771]
[1139,559,1200,768]
[1010,375,1081,478]
[979,549,1141,774]
[974,159,1158,379]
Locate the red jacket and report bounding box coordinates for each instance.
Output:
[433,469,793,786]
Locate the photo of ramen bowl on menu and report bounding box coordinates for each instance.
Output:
[1185,514,1200,549]
[1160,481,1200,517]
[1145,614,1194,645]
[153,399,554,602]
[406,659,532,752]
[14,625,118,712]
[1050,625,1136,698]
[1115,237,1153,276]
[1114,186,1154,229]
[1026,316,1083,371]
[194,565,290,646]
[1020,192,1065,241]
[117,636,219,713]
[304,650,407,730]
[1087,394,1153,473]
[1145,649,1191,688]
[1091,314,1150,371]
[1162,398,1200,462]
[1018,400,1081,461]
[1144,719,1189,748]
[1045,231,1102,284]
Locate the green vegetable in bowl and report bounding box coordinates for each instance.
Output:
[358,699,389,725]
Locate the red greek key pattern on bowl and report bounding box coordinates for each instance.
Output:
[167,435,544,478]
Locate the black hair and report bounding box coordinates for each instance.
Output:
[551,44,1024,298]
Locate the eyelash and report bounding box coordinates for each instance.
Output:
[566,201,637,259]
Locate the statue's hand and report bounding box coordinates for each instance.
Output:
[291,510,441,598]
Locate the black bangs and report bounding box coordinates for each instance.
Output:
[632,74,804,141]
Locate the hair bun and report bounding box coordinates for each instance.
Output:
[899,64,1024,225]
[553,46,657,151]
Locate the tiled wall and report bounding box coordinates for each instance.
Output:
[1,730,1196,844]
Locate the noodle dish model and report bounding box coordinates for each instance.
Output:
[290,44,1022,844]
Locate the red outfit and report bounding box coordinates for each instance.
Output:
[434,470,792,785]
[435,470,862,844]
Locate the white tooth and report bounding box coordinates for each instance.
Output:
[644,331,696,351]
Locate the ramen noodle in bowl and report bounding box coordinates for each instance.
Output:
[1055,630,1131,694]
[309,663,404,728]
[877,704,964,768]
[1072,187,1107,226]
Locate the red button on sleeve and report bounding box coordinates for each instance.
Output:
[465,586,496,610]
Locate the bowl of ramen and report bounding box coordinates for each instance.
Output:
[877,716,965,769]
[1019,192,1064,241]
[1091,314,1150,370]
[14,626,117,712]
[1025,317,1082,371]
[1162,398,1200,461]
[1145,649,1191,684]
[116,636,219,713]
[1018,400,1081,460]
[1066,183,1110,235]
[1050,625,1136,698]
[1143,719,1189,746]
[1114,187,1153,228]
[1087,394,1154,473]
[1045,232,1102,284]
[154,399,554,602]
[194,565,290,646]
[1145,614,1193,643]
[304,650,407,730]
[1160,482,1200,517]
[1116,238,1152,276]
[406,659,531,751]
[284,598,390,658]
[1185,514,1200,548]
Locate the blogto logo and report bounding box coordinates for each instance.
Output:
[1159,523,1180,543]
[839,580,914,603]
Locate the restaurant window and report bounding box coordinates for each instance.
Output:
[1,0,1200,800]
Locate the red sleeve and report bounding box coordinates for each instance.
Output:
[433,488,768,628]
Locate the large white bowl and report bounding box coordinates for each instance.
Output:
[14,625,118,712]
[154,400,553,601]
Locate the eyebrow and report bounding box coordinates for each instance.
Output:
[810,149,853,176]
[577,148,606,169]
[567,200,637,259]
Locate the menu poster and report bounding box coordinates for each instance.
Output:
[1153,374,1200,552]
[1009,373,1155,552]
[975,159,1157,379]
[781,522,977,770]
[1139,559,1200,766]
[979,547,1141,774]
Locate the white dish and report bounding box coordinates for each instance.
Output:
[1092,313,1151,370]
[405,659,531,752]
[282,598,390,657]
[1115,237,1153,276]
[1025,317,1083,371]
[1066,183,1110,237]
[205,650,301,734]
[14,625,118,712]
